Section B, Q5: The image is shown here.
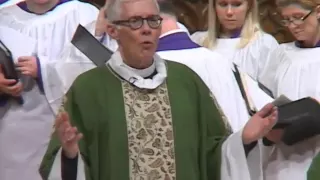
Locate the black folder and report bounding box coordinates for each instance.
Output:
[275,97,320,145]
[233,64,257,116]
[0,40,23,104]
[232,64,320,145]
[71,24,113,66]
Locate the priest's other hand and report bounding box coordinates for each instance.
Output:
[242,103,278,145]
[55,111,83,159]
[0,64,23,96]
[16,56,38,78]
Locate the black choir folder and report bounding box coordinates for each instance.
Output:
[71,24,113,66]
[233,64,320,146]
[0,40,23,104]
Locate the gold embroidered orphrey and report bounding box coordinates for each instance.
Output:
[122,82,176,180]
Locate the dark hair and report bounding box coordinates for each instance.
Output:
[158,0,176,16]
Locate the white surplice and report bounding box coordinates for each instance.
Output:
[156,30,249,132]
[0,26,54,180]
[191,31,279,81]
[0,0,98,60]
[258,42,320,180]
[261,42,320,101]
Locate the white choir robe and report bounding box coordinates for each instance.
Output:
[0,26,55,180]
[156,29,249,132]
[190,31,279,81]
[259,42,320,180]
[0,0,98,60]
[156,29,273,180]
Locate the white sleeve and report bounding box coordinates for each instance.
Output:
[221,130,264,180]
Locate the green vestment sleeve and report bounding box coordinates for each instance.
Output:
[193,72,232,180]
[39,86,91,180]
[307,152,320,179]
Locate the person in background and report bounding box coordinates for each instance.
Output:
[0,0,98,60]
[258,0,320,179]
[191,0,278,81]
[0,0,97,179]
[0,26,56,180]
[156,0,249,132]
[39,0,279,179]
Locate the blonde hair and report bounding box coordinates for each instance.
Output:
[202,0,261,49]
[276,0,320,9]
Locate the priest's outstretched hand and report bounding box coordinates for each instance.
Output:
[242,103,278,144]
[55,111,83,159]
[0,64,23,96]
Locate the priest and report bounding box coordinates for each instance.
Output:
[39,0,280,179]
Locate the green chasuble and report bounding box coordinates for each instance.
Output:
[308,152,320,179]
[39,61,232,180]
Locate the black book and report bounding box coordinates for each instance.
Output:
[0,40,23,104]
[71,24,113,67]
[274,97,320,145]
[233,64,320,145]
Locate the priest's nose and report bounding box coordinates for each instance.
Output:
[141,23,152,36]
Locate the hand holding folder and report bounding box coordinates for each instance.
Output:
[0,40,23,104]
[233,64,320,145]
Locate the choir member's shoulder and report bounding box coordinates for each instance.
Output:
[254,31,279,48]
[190,31,208,45]
[166,60,205,86]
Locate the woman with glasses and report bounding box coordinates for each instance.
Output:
[261,0,320,101]
[259,2,320,180]
[191,0,279,82]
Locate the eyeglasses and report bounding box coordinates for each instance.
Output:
[112,15,163,30]
[280,10,313,27]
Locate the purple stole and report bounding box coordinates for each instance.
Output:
[157,32,200,51]
[295,40,320,48]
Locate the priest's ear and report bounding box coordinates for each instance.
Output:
[106,22,120,40]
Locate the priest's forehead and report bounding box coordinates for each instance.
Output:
[120,0,160,19]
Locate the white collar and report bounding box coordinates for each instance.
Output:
[108,51,167,89]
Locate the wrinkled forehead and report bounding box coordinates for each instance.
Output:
[120,0,159,19]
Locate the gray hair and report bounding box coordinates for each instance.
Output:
[104,0,160,21]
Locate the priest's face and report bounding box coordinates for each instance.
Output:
[215,0,249,33]
[108,0,161,69]
[280,4,320,42]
